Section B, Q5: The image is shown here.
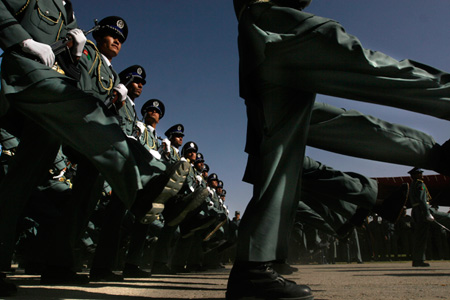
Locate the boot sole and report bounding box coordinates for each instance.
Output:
[167,189,209,227]
[140,161,189,224]
[141,203,164,224]
[153,161,190,204]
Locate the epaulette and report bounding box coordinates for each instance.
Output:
[85,40,100,75]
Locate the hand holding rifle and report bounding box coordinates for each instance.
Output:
[21,20,100,80]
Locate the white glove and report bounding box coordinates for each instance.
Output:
[150,149,161,160]
[113,83,128,102]
[21,39,55,67]
[52,169,66,180]
[208,201,214,207]
[161,138,171,153]
[426,214,435,222]
[136,121,146,138]
[67,28,86,57]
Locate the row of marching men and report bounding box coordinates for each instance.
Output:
[0,15,235,289]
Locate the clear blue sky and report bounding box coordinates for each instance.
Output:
[72,1,450,215]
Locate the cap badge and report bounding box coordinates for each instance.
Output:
[117,20,125,29]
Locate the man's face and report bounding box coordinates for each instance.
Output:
[170,135,184,148]
[216,187,223,194]
[185,150,197,162]
[412,172,423,180]
[127,81,144,100]
[145,108,161,126]
[194,161,204,172]
[97,35,122,61]
[209,180,218,188]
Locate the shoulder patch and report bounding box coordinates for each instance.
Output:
[83,49,91,60]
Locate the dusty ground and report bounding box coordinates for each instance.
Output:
[3,261,450,299]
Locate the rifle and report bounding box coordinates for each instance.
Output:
[203,218,227,242]
[50,19,100,80]
[432,219,450,233]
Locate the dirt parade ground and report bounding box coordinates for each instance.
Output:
[3,261,450,300]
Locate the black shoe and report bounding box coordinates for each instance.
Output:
[185,264,208,273]
[374,183,409,223]
[123,263,151,278]
[412,261,430,267]
[171,265,190,273]
[203,263,225,270]
[0,277,17,297]
[89,268,124,282]
[151,262,176,275]
[226,262,313,300]
[336,207,370,239]
[41,268,90,285]
[164,188,209,227]
[131,161,190,224]
[272,262,299,275]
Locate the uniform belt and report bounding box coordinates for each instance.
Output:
[411,203,420,207]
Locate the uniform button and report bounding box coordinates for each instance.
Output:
[45,10,49,14]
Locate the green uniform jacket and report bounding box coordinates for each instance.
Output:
[163,145,181,164]
[138,123,160,153]
[117,97,137,137]
[0,0,77,96]
[77,40,118,102]
[195,168,207,189]
[0,128,19,150]
[409,179,431,221]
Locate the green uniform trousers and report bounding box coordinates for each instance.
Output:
[236,3,450,262]
[0,79,159,270]
[309,102,439,170]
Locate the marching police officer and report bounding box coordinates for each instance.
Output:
[163,124,185,163]
[117,65,147,137]
[78,16,129,104]
[138,99,165,156]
